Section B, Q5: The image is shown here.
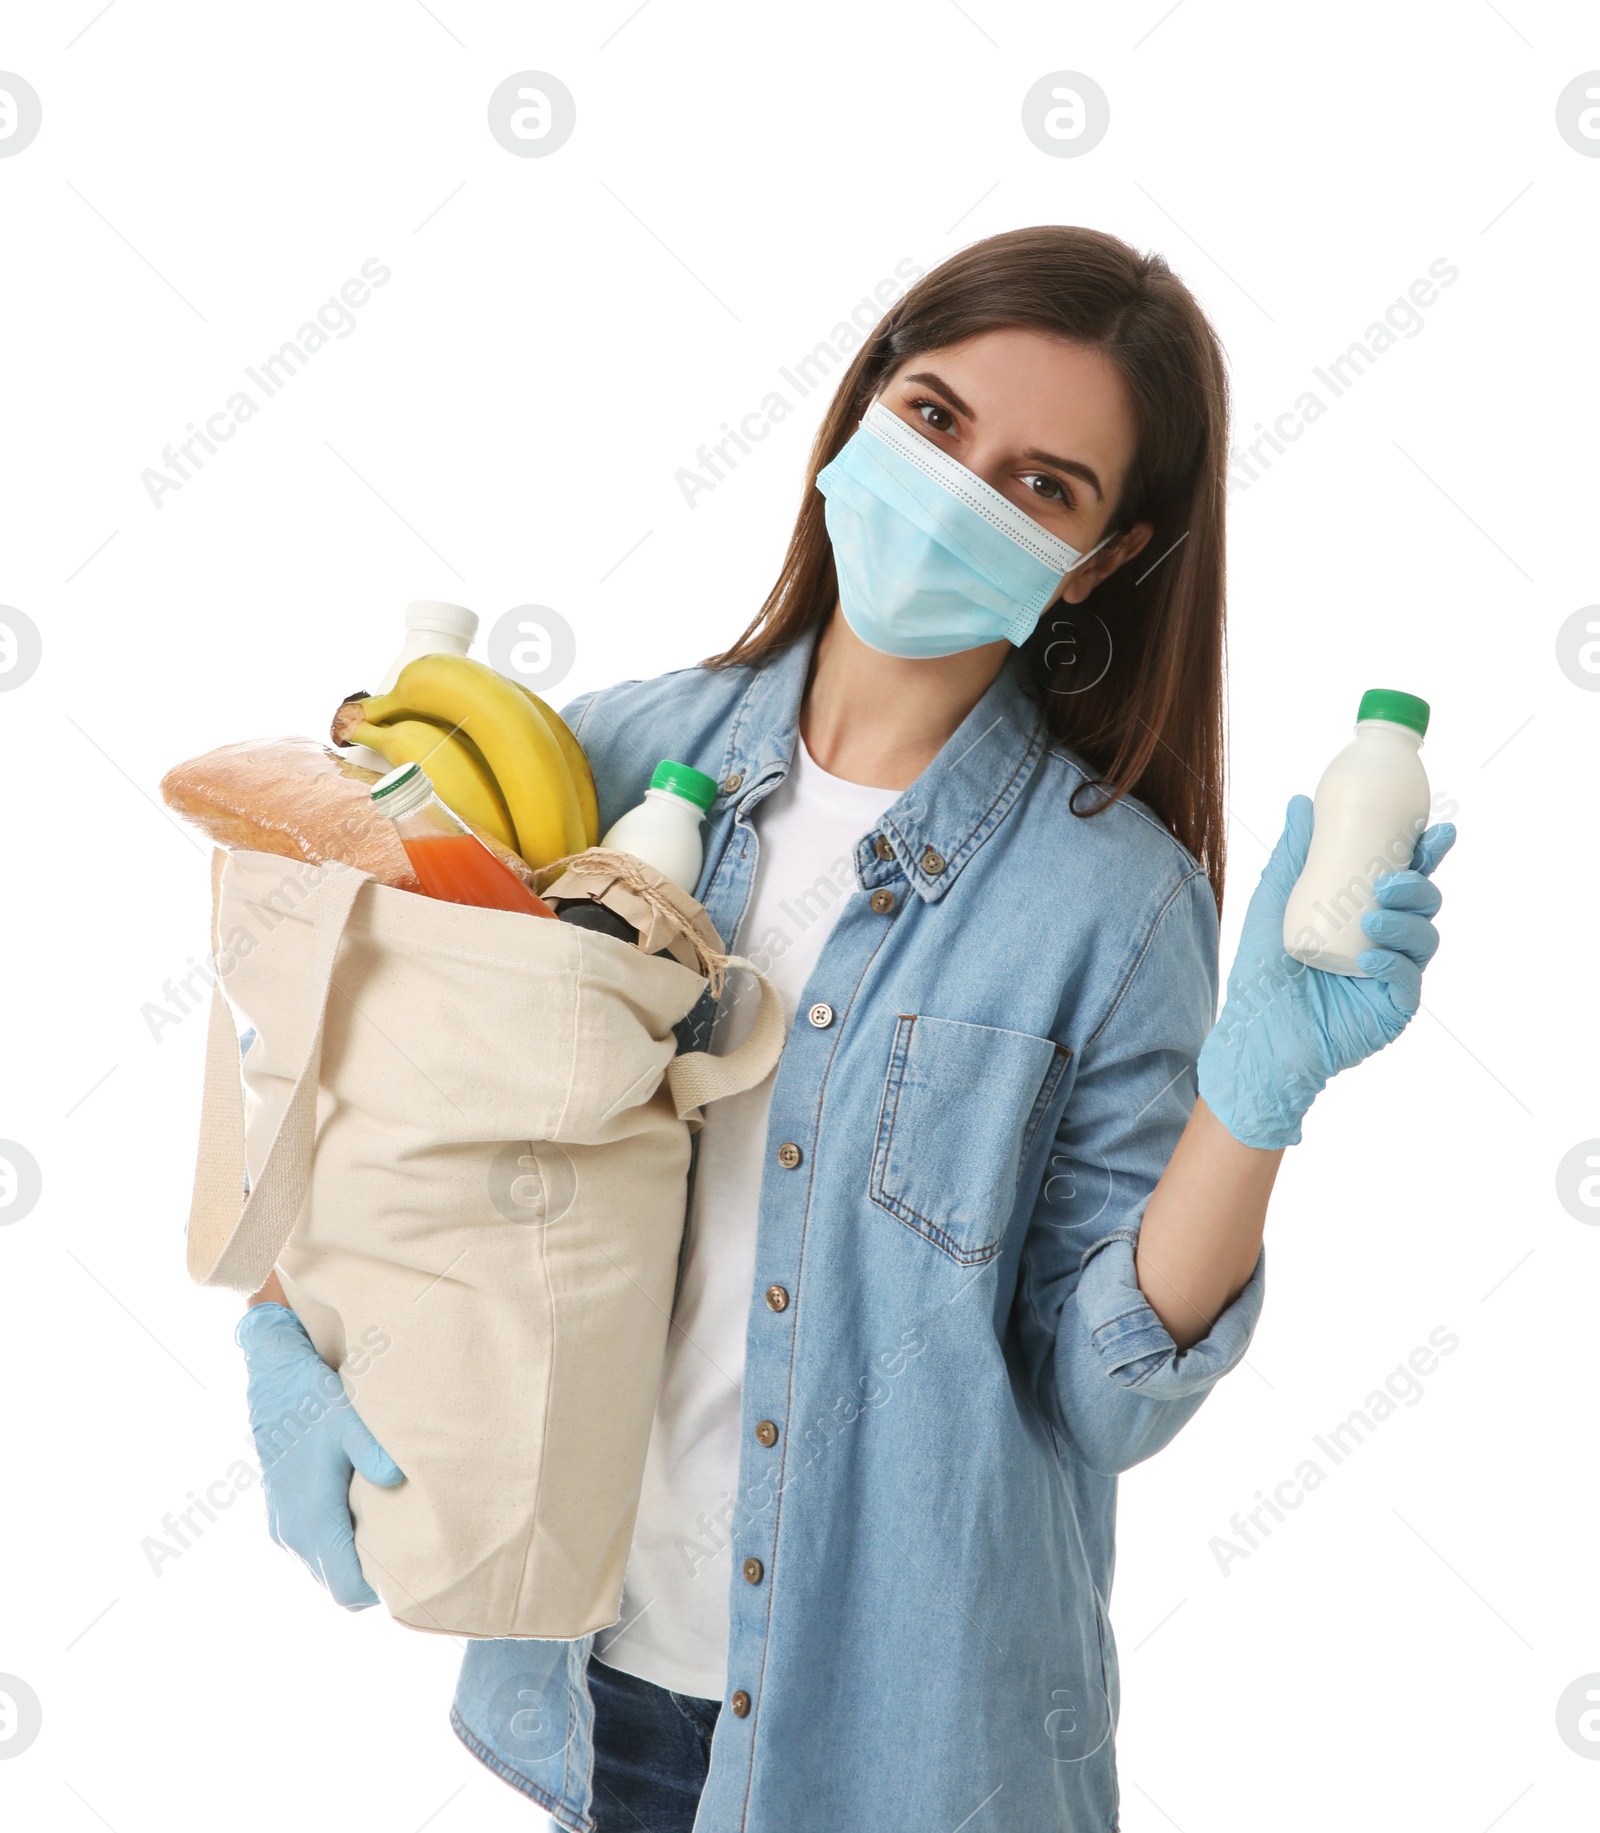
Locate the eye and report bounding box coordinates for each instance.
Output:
[1022,471,1073,508]
[909,396,955,434]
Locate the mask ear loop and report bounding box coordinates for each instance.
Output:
[1057,527,1118,581]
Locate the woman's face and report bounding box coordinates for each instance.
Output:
[877,327,1154,603]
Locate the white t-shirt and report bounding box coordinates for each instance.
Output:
[593,737,894,1699]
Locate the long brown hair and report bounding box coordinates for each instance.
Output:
[707,226,1232,908]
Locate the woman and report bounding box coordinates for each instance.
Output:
[237,226,1452,1830]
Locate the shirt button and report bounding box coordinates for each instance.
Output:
[742,1556,764,1585]
[873,834,894,861]
[776,1141,802,1169]
[721,771,744,795]
[869,888,896,915]
[730,1689,751,1718]
[755,1419,778,1447]
[765,1284,789,1312]
[807,1002,834,1029]
[921,846,945,875]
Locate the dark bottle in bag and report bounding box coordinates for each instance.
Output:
[555,900,640,946]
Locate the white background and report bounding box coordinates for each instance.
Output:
[2,2,1597,1828]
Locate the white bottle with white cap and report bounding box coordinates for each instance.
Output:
[1282,688,1431,977]
[377,601,479,692]
[343,603,483,772]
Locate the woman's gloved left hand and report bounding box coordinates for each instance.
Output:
[1197,794,1456,1149]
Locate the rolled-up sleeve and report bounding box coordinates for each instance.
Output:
[1015,867,1267,1475]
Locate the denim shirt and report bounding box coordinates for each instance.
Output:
[452,629,1266,1832]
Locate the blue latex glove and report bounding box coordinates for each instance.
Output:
[236,1302,404,1609]
[1197,794,1456,1149]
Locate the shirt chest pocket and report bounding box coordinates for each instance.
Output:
[870,1014,1071,1266]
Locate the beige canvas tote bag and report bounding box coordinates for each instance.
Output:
[184,847,783,1639]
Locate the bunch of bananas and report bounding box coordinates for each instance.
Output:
[331,654,599,869]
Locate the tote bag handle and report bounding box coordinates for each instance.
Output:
[186,851,368,1293]
[665,960,787,1119]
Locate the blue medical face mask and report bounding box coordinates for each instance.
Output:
[814,400,1115,660]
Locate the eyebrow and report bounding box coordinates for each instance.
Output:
[901,370,1105,503]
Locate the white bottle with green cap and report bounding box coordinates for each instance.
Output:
[601,760,719,892]
[1283,689,1431,977]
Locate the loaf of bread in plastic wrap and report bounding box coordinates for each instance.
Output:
[160,737,538,889]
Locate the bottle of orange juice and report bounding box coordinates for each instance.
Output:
[370,762,555,917]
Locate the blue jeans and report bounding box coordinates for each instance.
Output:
[587,1656,720,1832]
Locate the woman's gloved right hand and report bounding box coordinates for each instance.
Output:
[235,1301,405,1609]
[1197,795,1455,1149]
